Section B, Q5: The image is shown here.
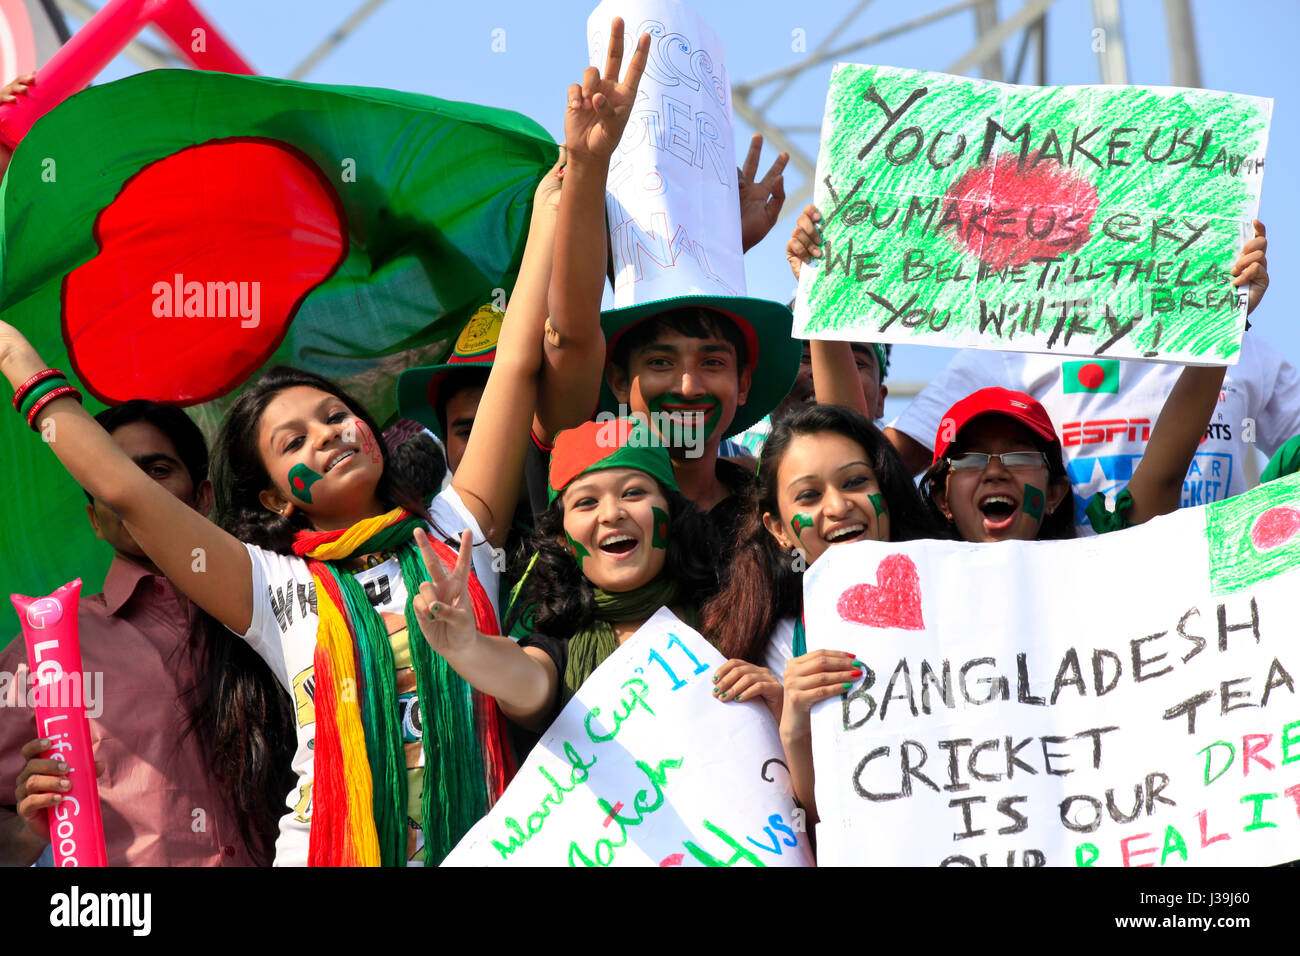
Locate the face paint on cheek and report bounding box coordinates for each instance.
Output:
[287,463,322,504]
[353,419,382,465]
[790,512,814,540]
[1022,484,1046,522]
[868,493,888,517]
[565,531,591,567]
[651,506,670,549]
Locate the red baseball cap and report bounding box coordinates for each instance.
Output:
[933,387,1062,465]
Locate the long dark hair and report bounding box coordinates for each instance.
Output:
[918,424,1076,541]
[505,482,717,639]
[186,615,297,865]
[703,404,942,664]
[213,366,435,554]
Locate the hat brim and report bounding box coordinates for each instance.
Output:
[397,360,492,440]
[598,294,800,440]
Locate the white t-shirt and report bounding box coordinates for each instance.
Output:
[237,487,498,866]
[890,338,1300,535]
[762,617,799,682]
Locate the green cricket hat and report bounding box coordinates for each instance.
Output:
[397,302,502,439]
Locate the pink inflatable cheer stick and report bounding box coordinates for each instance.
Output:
[10,579,108,867]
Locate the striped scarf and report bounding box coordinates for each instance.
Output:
[294,508,514,866]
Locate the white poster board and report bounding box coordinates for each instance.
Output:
[444,608,813,867]
[804,476,1300,866]
[589,0,746,302]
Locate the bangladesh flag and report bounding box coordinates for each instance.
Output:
[1062,359,1120,394]
[0,70,555,640]
[1206,474,1300,593]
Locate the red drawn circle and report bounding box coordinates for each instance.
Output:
[292,477,305,490]
[1249,506,1300,551]
[941,153,1099,268]
[63,138,347,406]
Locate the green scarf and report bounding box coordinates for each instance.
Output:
[562,576,695,704]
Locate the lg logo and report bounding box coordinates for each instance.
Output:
[25,597,63,629]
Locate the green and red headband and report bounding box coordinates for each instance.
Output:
[548,418,680,505]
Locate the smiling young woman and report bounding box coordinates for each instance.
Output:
[702,403,943,820]
[920,388,1076,543]
[413,417,779,737]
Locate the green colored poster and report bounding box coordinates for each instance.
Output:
[795,64,1270,365]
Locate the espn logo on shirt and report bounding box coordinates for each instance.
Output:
[1062,359,1119,394]
[1061,418,1151,447]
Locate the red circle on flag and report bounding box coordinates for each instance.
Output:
[63,138,347,406]
[292,477,305,490]
[1250,506,1300,551]
[1077,363,1105,390]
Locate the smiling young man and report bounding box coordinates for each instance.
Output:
[599,303,797,555]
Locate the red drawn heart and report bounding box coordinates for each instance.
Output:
[1250,506,1300,551]
[836,553,924,630]
[941,153,1099,269]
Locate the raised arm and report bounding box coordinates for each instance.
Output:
[787,204,869,416]
[452,158,563,547]
[1119,223,1268,525]
[1119,364,1227,525]
[535,19,649,444]
[0,327,254,634]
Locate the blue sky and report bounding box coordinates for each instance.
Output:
[95,0,1298,415]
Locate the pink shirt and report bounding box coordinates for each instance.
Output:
[0,558,254,866]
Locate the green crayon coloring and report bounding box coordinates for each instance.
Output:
[1022,484,1045,521]
[791,512,814,538]
[287,463,322,504]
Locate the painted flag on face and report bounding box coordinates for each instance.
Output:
[1062,359,1120,394]
[1023,484,1046,521]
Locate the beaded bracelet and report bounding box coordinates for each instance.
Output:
[12,368,65,411]
[18,375,69,421]
[25,384,81,430]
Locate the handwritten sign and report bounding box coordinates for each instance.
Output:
[589,0,746,303]
[443,609,812,867]
[804,475,1300,867]
[794,64,1271,365]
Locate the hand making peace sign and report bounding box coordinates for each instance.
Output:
[412,527,480,657]
[564,17,650,163]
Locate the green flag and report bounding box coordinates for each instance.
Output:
[1062,359,1120,394]
[0,70,555,641]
